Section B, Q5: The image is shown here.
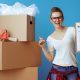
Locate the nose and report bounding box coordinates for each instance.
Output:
[56,18,59,22]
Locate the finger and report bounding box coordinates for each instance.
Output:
[39,40,45,45]
[39,39,45,43]
[39,41,45,45]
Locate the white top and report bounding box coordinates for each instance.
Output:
[46,27,77,67]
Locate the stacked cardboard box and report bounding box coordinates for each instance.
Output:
[0,41,41,70]
[0,67,38,80]
[0,15,35,41]
[0,15,42,80]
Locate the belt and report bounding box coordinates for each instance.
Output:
[52,64,76,68]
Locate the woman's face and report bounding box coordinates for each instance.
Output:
[51,12,63,29]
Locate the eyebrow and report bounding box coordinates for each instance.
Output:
[51,15,62,17]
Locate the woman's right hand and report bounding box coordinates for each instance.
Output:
[38,37,46,49]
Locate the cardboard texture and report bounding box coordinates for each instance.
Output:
[0,41,41,70]
[0,67,38,80]
[0,15,35,41]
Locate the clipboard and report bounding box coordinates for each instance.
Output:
[75,22,80,51]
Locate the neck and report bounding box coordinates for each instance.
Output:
[56,26,65,32]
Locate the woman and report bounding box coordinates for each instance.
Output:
[39,7,79,80]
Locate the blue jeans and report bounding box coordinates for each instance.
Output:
[51,64,78,80]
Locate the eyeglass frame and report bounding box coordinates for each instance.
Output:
[51,16,63,21]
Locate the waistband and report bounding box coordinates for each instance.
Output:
[52,64,77,68]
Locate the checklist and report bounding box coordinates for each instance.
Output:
[75,22,80,51]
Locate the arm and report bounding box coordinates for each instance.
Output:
[39,38,54,62]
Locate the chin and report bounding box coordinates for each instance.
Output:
[55,24,61,28]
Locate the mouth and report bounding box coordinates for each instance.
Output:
[55,22,60,25]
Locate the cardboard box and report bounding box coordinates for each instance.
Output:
[0,67,38,80]
[0,15,35,41]
[0,41,41,70]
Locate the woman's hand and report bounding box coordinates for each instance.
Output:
[38,37,46,49]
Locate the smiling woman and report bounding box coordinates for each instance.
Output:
[50,7,64,30]
[38,7,79,80]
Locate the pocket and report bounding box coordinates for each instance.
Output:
[51,74,56,80]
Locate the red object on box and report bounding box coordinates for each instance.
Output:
[0,29,9,40]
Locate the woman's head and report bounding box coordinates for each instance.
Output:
[50,7,64,28]
[50,7,64,19]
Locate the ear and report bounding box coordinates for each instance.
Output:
[61,18,64,22]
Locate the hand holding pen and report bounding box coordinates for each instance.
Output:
[38,37,46,49]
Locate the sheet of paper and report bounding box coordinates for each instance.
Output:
[76,22,80,51]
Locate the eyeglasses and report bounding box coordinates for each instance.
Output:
[51,16,63,20]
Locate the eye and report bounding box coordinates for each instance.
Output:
[51,16,62,20]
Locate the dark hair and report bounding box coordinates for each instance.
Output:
[50,7,64,19]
